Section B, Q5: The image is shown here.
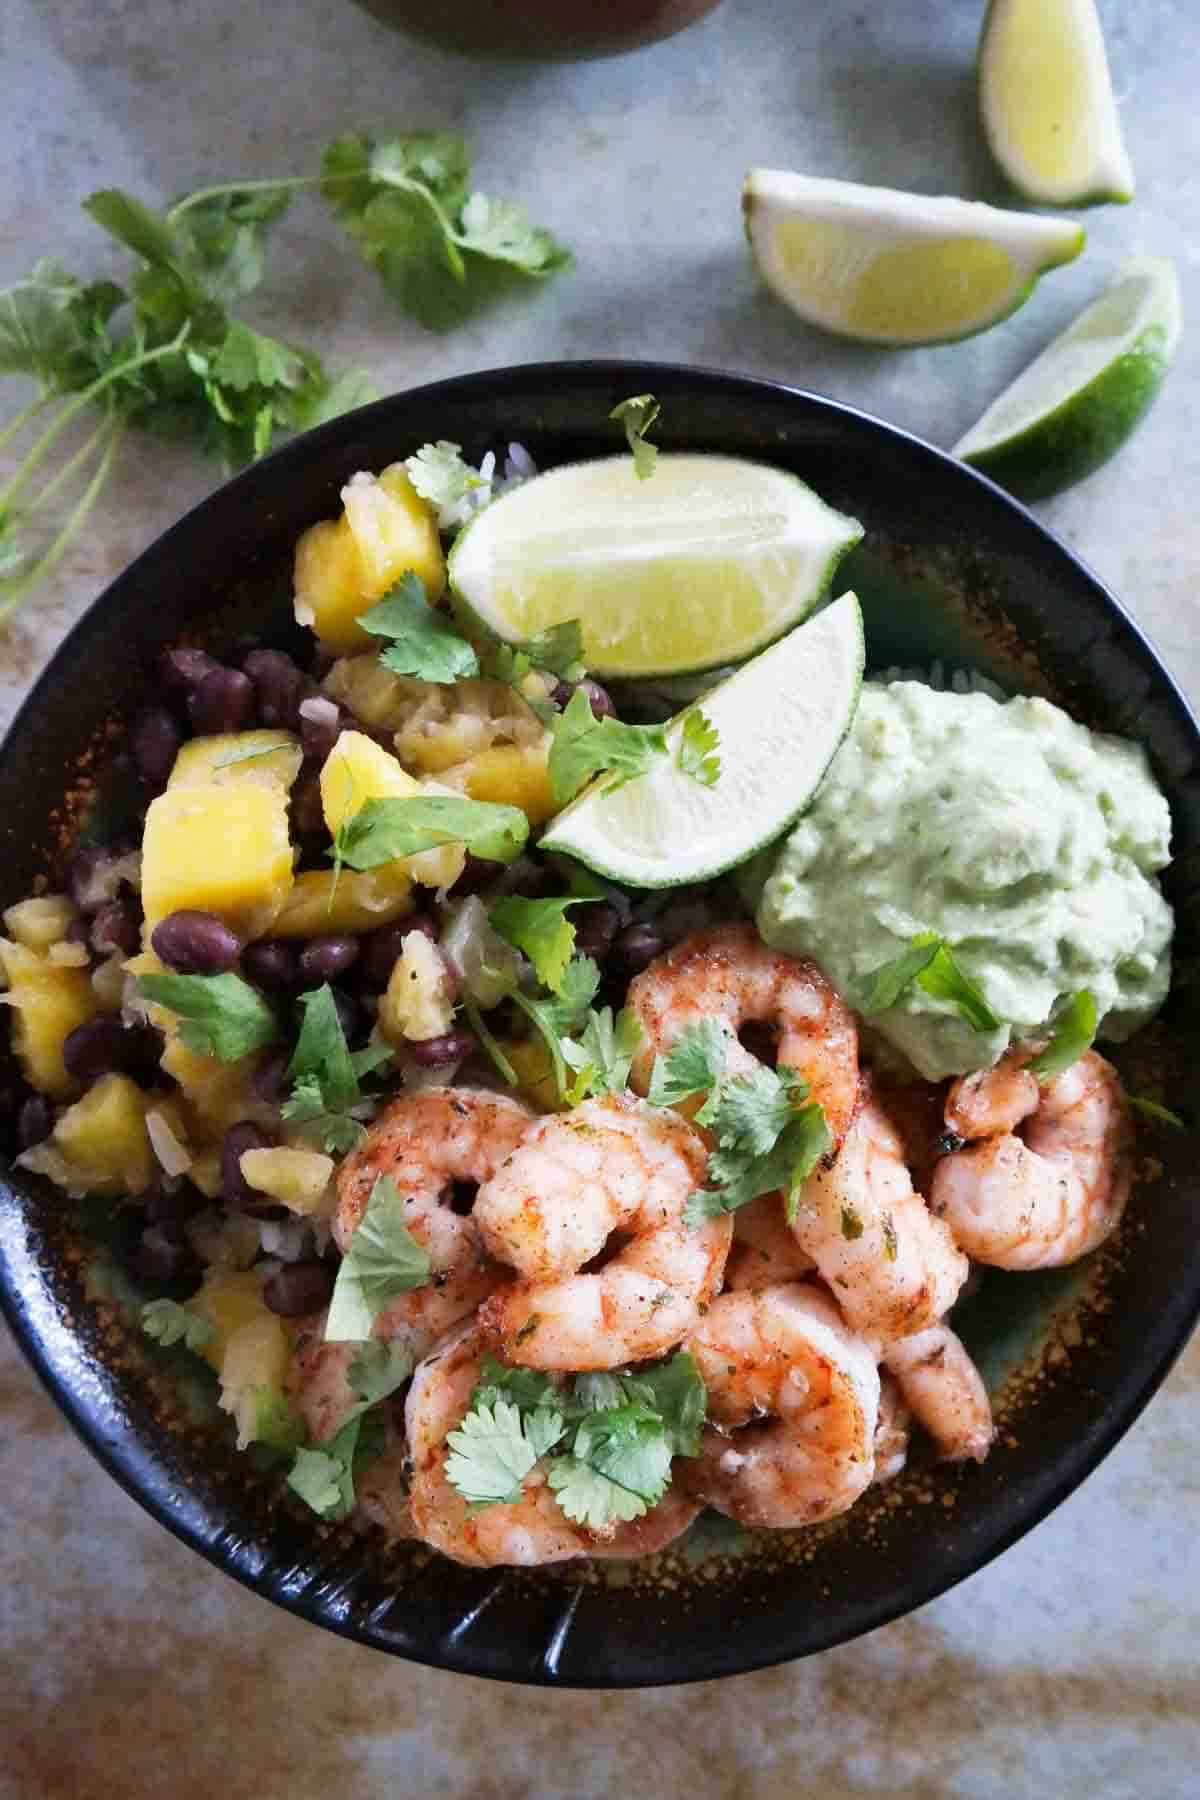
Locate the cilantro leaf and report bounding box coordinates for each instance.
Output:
[516,620,585,682]
[1128,1095,1187,1130]
[546,1457,651,1528]
[677,708,721,787]
[444,1398,561,1507]
[472,1356,561,1414]
[548,688,669,806]
[860,933,1002,1035]
[136,971,279,1062]
[403,439,487,512]
[456,192,572,276]
[489,894,597,994]
[646,1018,728,1107]
[572,1372,627,1413]
[609,393,660,480]
[560,1005,642,1100]
[697,1063,809,1156]
[1029,990,1097,1082]
[683,1069,832,1229]
[281,984,391,1153]
[286,1412,378,1521]
[324,1175,432,1341]
[620,1352,706,1457]
[347,1340,415,1409]
[358,572,480,683]
[570,1406,672,1504]
[140,1298,214,1354]
[331,795,528,871]
[510,956,601,1101]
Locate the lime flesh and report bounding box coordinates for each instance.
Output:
[448,453,862,678]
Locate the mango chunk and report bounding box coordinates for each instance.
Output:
[267,865,413,937]
[293,464,445,654]
[188,1267,270,1372]
[169,729,303,793]
[52,1073,155,1195]
[320,729,465,890]
[3,894,78,951]
[0,938,99,1098]
[140,781,293,939]
[159,1034,265,1138]
[240,1146,335,1215]
[457,742,557,828]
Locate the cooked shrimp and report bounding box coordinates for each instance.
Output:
[288,1315,357,1444]
[627,923,861,1147]
[872,1372,911,1485]
[334,1086,535,1349]
[681,1283,879,1528]
[723,1192,815,1291]
[792,1092,969,1345]
[355,1418,417,1541]
[884,1324,994,1463]
[943,1049,1039,1141]
[404,1320,692,1567]
[930,1050,1132,1269]
[475,1094,730,1370]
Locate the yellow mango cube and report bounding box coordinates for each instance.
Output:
[294,516,368,654]
[267,865,413,937]
[188,1268,270,1371]
[0,938,99,1098]
[293,465,445,654]
[140,781,294,939]
[320,730,464,891]
[169,729,303,793]
[240,1145,335,1215]
[379,930,455,1045]
[458,741,557,827]
[3,893,78,950]
[52,1073,155,1195]
[160,1034,264,1138]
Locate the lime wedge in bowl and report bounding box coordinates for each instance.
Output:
[540,592,863,888]
[979,0,1135,206]
[954,258,1181,500]
[448,452,862,678]
[743,169,1084,347]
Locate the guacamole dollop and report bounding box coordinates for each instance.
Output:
[756,681,1173,1080]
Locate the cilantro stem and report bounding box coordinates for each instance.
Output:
[463,998,519,1087]
[28,412,115,513]
[164,175,321,221]
[0,393,51,458]
[510,989,568,1100]
[0,417,124,620]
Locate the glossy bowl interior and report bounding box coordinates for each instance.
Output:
[2,363,1198,1686]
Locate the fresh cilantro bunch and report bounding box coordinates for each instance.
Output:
[444,1351,705,1530]
[648,1020,832,1226]
[281,983,394,1154]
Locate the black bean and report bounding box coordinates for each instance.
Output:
[289,773,326,843]
[553,677,615,720]
[571,902,620,964]
[188,666,255,736]
[16,1094,52,1151]
[359,923,411,991]
[298,696,345,765]
[91,898,141,957]
[329,988,362,1046]
[407,1028,476,1068]
[160,646,220,695]
[151,910,244,975]
[130,706,183,791]
[298,934,360,984]
[68,846,129,914]
[133,1224,194,1286]
[251,1049,291,1107]
[263,1260,335,1317]
[143,1180,207,1230]
[243,649,305,731]
[449,853,494,896]
[221,1120,277,1213]
[242,939,299,994]
[610,920,666,979]
[63,916,92,948]
[62,1016,162,1085]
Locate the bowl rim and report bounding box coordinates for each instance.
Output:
[2,358,1198,1686]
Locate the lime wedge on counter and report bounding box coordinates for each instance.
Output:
[953,259,1181,499]
[540,592,864,888]
[448,453,862,678]
[742,169,1085,346]
[978,0,1135,206]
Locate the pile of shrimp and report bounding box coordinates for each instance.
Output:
[289,924,1133,1568]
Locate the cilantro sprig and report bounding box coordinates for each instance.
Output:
[136,970,279,1062]
[560,1005,643,1102]
[330,794,529,874]
[509,955,602,1100]
[610,393,660,480]
[648,1022,833,1227]
[677,709,721,788]
[548,688,669,806]
[488,894,598,994]
[358,572,480,683]
[286,1339,415,1521]
[443,1352,705,1530]
[140,1298,214,1354]
[860,933,1001,1035]
[281,983,394,1154]
[324,1174,432,1342]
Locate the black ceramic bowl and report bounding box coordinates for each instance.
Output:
[2,364,1198,1687]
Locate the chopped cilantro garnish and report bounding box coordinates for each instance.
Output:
[548,688,669,806]
[509,955,601,1101]
[609,393,660,480]
[489,893,598,994]
[330,794,528,872]
[677,709,721,788]
[1029,990,1097,1082]
[282,984,393,1154]
[324,1174,432,1342]
[136,970,279,1062]
[1128,1095,1187,1130]
[358,572,480,683]
[140,1298,214,1354]
[560,1005,642,1101]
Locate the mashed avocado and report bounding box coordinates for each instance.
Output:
[757,681,1173,1080]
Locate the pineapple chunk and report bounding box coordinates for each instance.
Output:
[52,1073,155,1195]
[189,1267,270,1372]
[504,1036,564,1113]
[457,741,557,827]
[320,730,465,890]
[379,929,455,1044]
[3,893,78,950]
[293,465,445,654]
[160,1034,265,1138]
[141,781,294,938]
[169,729,303,793]
[240,1146,335,1216]
[218,1313,296,1449]
[268,865,413,937]
[0,938,99,1098]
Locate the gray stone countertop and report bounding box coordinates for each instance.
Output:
[1,1,1197,1794]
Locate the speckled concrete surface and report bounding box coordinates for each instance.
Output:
[2,1,1198,1794]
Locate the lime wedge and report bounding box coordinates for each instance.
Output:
[979,0,1135,206]
[953,259,1181,500]
[448,453,862,679]
[743,169,1085,347]
[540,593,864,888]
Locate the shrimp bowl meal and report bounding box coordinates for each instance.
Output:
[1,365,1196,1682]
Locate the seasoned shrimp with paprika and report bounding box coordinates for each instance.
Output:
[884,1323,994,1463]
